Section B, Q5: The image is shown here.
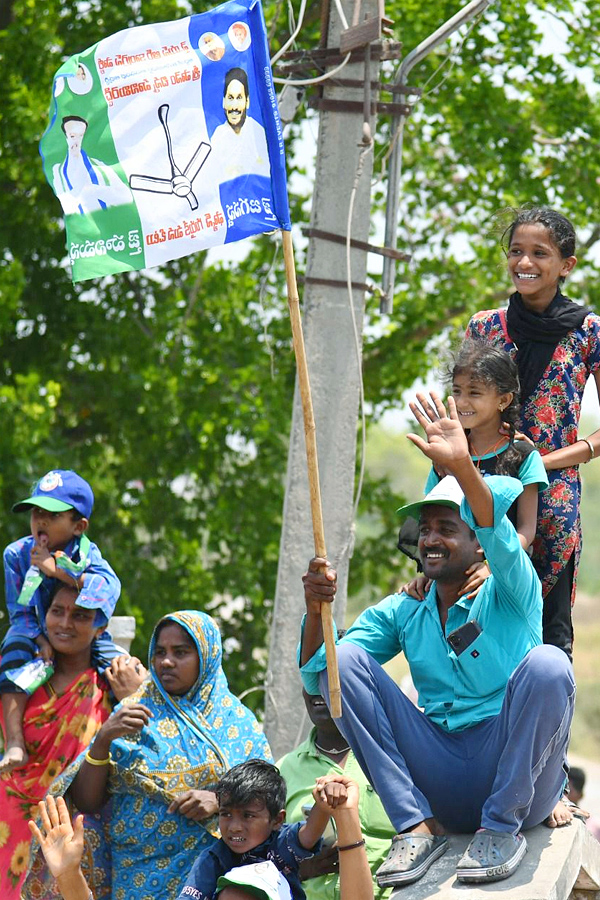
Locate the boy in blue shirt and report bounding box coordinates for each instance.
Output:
[0,469,121,773]
[177,759,343,900]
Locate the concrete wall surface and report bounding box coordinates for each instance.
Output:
[108,615,136,654]
[390,821,600,900]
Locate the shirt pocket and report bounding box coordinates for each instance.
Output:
[451,630,514,700]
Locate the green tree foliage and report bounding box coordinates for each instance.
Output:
[1,0,600,702]
[0,0,301,699]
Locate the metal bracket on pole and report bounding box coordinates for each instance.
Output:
[304,275,372,293]
[308,96,410,115]
[338,0,394,53]
[275,39,403,76]
[302,226,411,262]
[320,78,422,95]
[380,0,495,314]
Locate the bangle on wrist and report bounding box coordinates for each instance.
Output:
[582,438,595,463]
[337,838,365,852]
[85,750,111,766]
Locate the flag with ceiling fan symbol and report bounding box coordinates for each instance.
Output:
[40,0,290,283]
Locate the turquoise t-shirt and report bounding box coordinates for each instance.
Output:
[424,443,548,495]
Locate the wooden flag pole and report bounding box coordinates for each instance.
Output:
[281,229,342,718]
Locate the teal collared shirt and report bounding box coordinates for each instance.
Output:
[300,476,543,733]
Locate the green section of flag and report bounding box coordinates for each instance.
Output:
[40,49,145,279]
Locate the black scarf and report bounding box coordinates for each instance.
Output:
[505,290,591,402]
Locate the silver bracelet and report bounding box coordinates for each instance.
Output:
[582,438,595,463]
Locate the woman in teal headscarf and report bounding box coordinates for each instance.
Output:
[25,610,272,900]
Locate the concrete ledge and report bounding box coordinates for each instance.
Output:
[390,821,600,900]
[108,615,136,654]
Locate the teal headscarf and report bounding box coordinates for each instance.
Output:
[104,609,273,899]
[110,609,272,796]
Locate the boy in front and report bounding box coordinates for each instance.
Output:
[178,759,348,900]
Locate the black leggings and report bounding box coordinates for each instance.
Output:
[542,553,575,661]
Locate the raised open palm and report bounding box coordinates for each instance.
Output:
[407,392,469,466]
[29,795,84,878]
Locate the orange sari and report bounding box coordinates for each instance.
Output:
[0,669,110,899]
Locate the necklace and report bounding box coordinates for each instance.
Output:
[314,739,350,755]
[469,436,507,467]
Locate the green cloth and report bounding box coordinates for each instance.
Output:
[17,534,91,606]
[277,729,395,900]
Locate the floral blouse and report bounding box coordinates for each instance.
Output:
[466,307,600,599]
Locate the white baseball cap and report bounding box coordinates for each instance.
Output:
[397,475,465,521]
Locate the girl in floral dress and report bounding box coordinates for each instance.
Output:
[466,207,600,659]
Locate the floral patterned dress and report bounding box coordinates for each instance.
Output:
[0,669,110,899]
[466,308,600,600]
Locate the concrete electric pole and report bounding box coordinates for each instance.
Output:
[264,0,405,758]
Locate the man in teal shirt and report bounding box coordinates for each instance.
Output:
[300,393,575,889]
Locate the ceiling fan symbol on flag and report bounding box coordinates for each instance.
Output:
[129,103,211,210]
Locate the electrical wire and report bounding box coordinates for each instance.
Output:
[331,0,349,31]
[273,53,351,86]
[272,0,350,86]
[270,0,308,66]
[237,684,266,701]
[331,130,373,573]
[420,16,480,97]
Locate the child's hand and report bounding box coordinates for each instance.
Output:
[460,561,491,599]
[31,537,57,578]
[407,393,470,468]
[299,845,339,879]
[28,796,84,878]
[400,575,431,601]
[35,634,54,663]
[168,789,218,821]
[105,655,148,700]
[499,424,535,447]
[312,774,358,813]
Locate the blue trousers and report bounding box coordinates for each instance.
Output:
[0,627,122,693]
[320,643,575,835]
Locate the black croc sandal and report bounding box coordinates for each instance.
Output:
[456,828,526,883]
[376,833,448,887]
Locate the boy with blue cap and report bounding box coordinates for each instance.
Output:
[0,469,121,773]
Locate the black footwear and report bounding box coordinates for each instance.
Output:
[456,829,527,883]
[376,833,448,887]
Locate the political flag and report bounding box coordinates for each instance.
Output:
[40,0,290,282]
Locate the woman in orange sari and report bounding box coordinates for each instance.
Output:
[0,584,118,899]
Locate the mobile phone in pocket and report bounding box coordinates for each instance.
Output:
[446,620,482,656]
